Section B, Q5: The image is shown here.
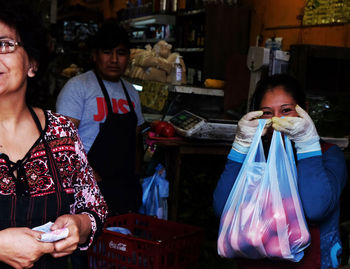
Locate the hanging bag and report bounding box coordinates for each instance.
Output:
[217,119,310,262]
[139,164,169,220]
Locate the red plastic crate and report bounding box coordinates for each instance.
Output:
[88,213,204,269]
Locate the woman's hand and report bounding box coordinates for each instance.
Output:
[272,105,320,154]
[50,214,91,258]
[233,111,271,152]
[0,227,54,269]
[271,105,319,143]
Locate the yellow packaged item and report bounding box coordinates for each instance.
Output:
[204,79,225,88]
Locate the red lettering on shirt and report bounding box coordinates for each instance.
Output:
[94,97,136,121]
[118,99,129,113]
[112,99,119,113]
[118,99,136,113]
[94,97,106,121]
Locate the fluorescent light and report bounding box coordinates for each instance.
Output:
[133,18,156,26]
[133,84,143,91]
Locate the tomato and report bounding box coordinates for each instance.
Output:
[161,123,175,137]
[288,219,301,244]
[153,121,176,137]
[264,235,282,258]
[154,121,168,135]
[150,120,161,131]
[283,197,297,220]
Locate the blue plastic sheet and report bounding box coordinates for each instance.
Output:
[139,164,169,220]
[217,119,310,262]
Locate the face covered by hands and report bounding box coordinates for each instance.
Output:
[233,111,271,153]
[271,105,320,154]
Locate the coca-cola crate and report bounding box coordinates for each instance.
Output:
[88,213,203,269]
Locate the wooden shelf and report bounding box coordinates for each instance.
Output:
[175,48,204,52]
[264,22,348,31]
[121,14,176,27]
[130,37,175,44]
[171,85,224,96]
[124,77,224,96]
[176,9,205,16]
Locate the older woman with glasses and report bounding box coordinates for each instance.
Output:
[0,1,108,268]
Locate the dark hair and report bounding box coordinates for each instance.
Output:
[0,0,49,76]
[250,74,306,111]
[0,0,51,107]
[90,20,130,51]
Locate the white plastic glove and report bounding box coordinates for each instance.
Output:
[272,105,320,154]
[233,111,271,154]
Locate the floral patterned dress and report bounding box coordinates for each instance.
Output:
[0,110,108,250]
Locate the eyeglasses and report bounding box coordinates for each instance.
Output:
[0,40,23,54]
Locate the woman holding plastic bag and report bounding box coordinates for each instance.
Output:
[213,74,347,269]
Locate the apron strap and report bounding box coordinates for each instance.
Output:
[94,71,135,114]
[120,79,135,113]
[94,71,113,114]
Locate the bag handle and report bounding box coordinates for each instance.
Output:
[284,135,297,179]
[268,131,297,181]
[219,119,268,222]
[244,119,268,164]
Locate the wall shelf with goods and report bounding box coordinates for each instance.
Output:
[174,8,206,86]
[121,14,176,47]
[125,77,223,96]
[175,8,206,49]
[120,11,205,87]
[48,6,103,101]
[175,4,251,85]
[121,3,250,85]
[177,4,252,89]
[124,78,225,123]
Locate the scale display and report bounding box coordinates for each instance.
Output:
[169,110,206,136]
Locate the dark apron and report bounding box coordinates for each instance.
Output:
[0,106,73,268]
[87,72,142,216]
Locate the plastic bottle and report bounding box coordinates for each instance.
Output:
[172,55,182,85]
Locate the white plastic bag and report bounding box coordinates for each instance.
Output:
[217,119,310,262]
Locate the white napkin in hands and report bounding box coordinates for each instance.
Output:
[32,221,69,242]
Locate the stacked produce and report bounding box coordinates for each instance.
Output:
[150,120,175,137]
[219,195,310,259]
[125,40,186,84]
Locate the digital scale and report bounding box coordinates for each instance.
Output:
[169,110,206,137]
[169,110,237,141]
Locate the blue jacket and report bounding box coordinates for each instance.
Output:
[213,142,347,268]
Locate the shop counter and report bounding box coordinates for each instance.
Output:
[146,135,349,221]
[146,135,231,220]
